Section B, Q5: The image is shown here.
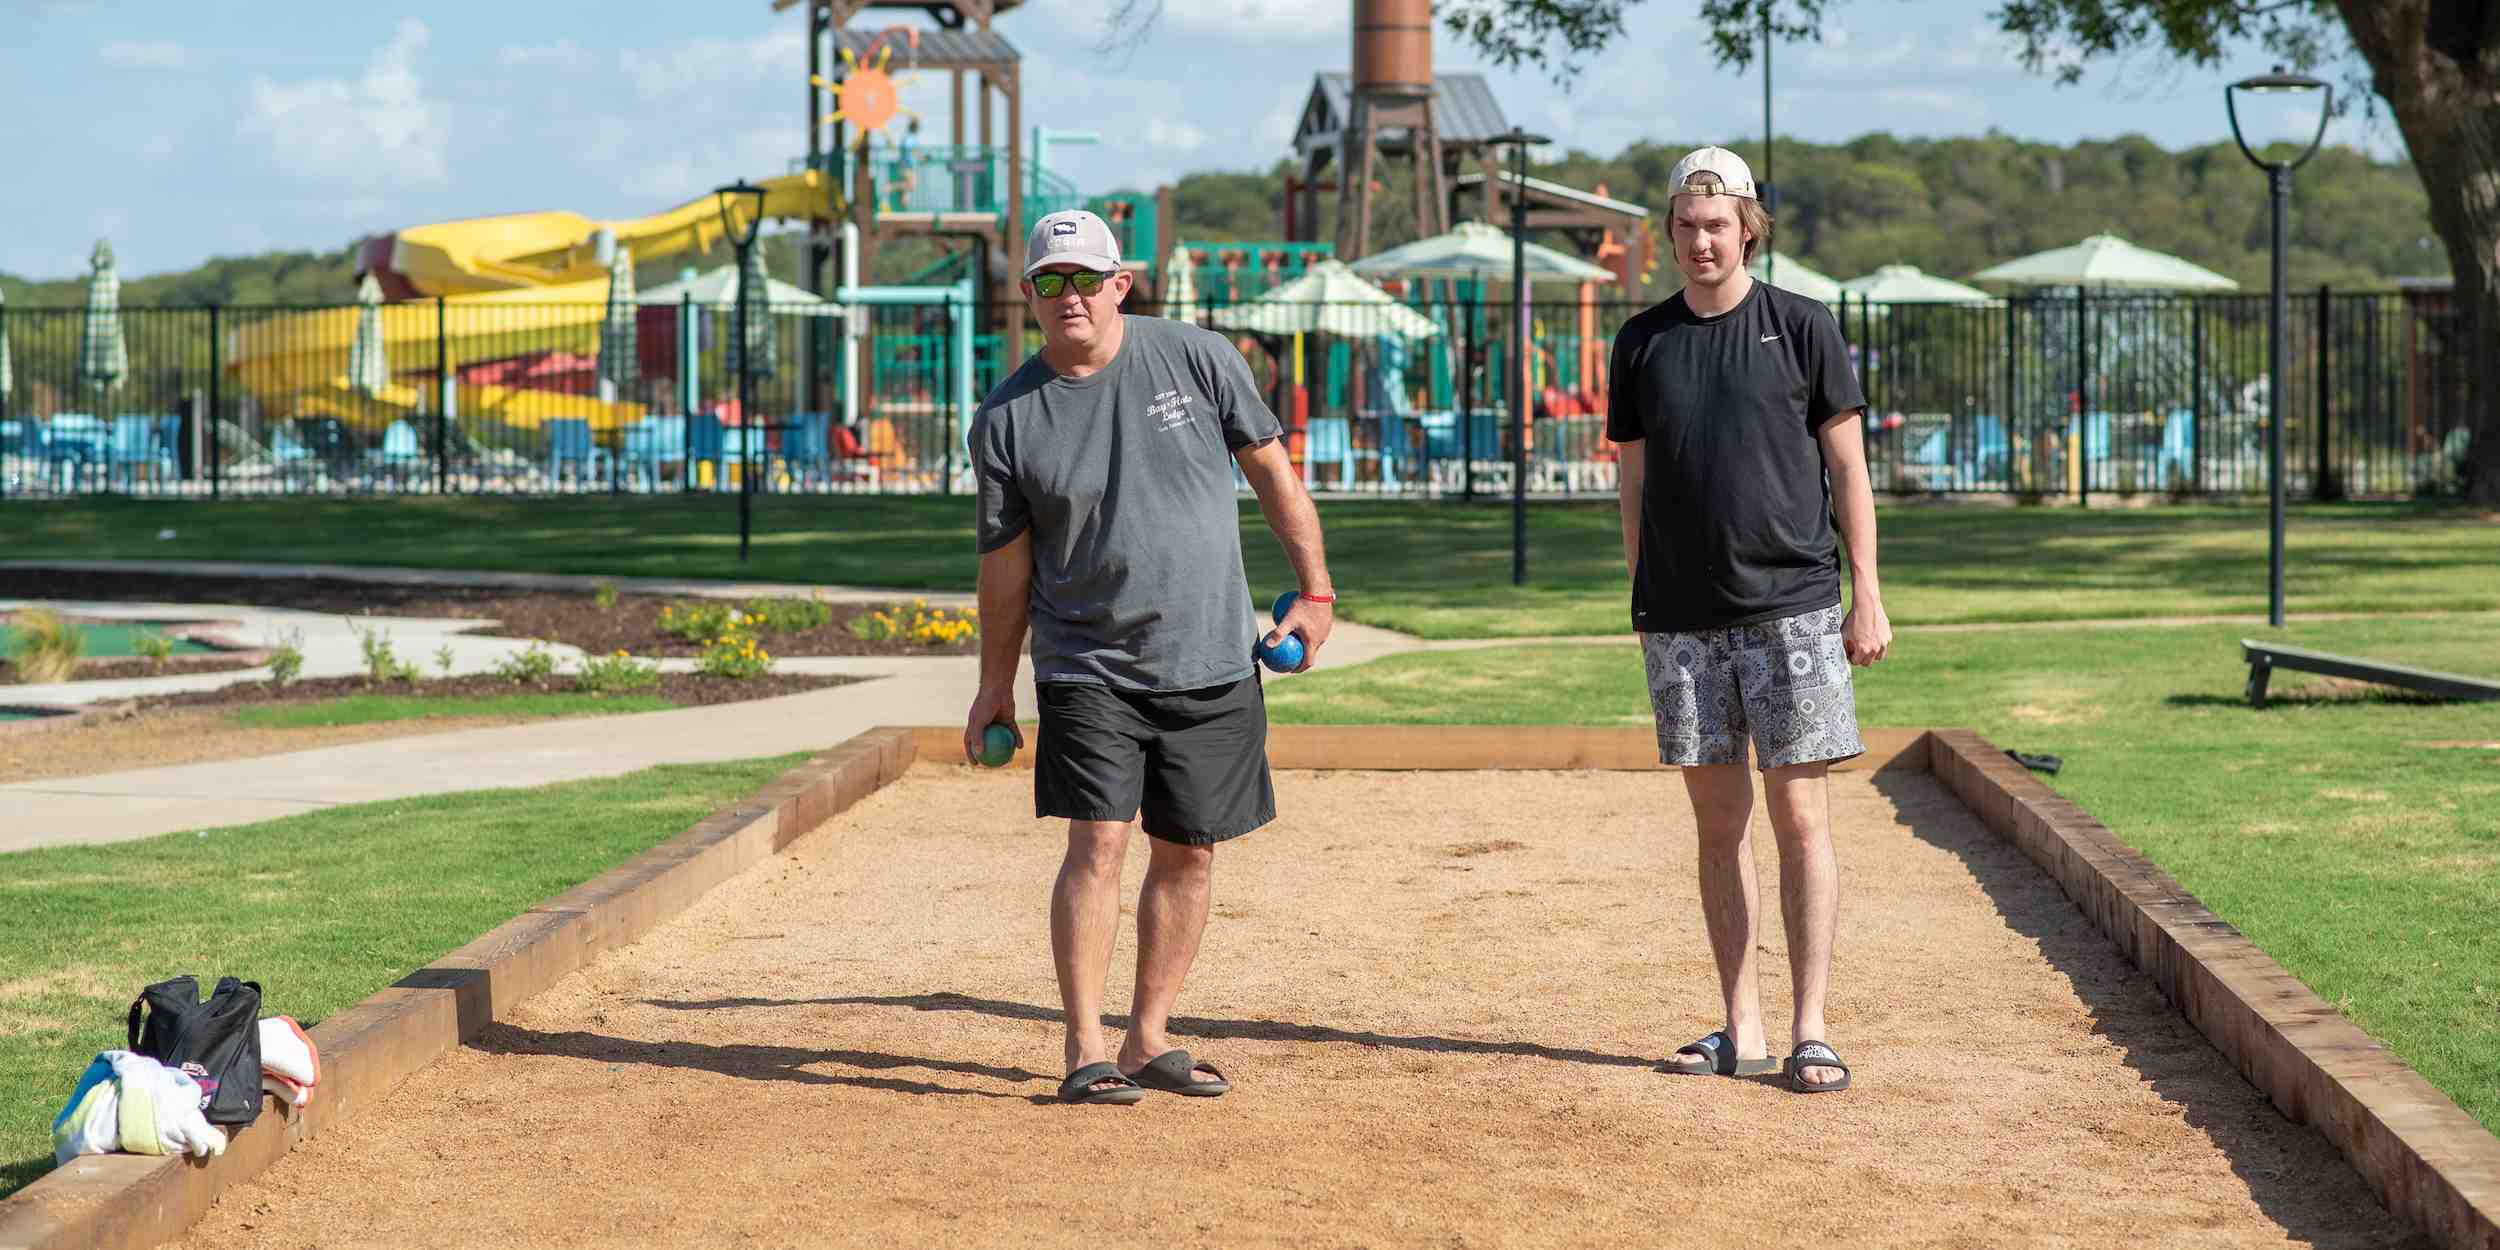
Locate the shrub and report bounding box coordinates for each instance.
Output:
[575,650,661,694]
[349,619,420,683]
[658,601,741,645]
[743,594,832,634]
[697,633,772,680]
[492,641,561,684]
[131,629,178,672]
[593,581,619,612]
[849,600,977,647]
[7,609,84,683]
[434,643,457,676]
[265,629,305,687]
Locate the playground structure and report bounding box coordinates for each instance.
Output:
[192,0,1662,497]
[25,3,2472,501]
[209,0,1158,494]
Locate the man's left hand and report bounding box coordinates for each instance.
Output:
[1266,596,1334,673]
[1842,597,1891,667]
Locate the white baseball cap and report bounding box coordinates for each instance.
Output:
[1667,147,1758,200]
[1024,209,1123,276]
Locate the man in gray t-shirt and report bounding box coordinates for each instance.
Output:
[966,209,1337,1106]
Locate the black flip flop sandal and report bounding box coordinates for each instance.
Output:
[1058,1061,1146,1105]
[1127,1049,1230,1097]
[1662,1030,1777,1076]
[1783,1040,1852,1093]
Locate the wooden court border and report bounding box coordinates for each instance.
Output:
[1,724,2490,1250]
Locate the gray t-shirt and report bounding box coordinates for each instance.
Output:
[971,315,1284,692]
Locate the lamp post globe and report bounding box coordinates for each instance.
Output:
[2223,67,2330,629]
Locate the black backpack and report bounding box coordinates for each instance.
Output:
[127,975,263,1127]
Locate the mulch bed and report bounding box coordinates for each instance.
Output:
[126,670,858,713]
[0,569,976,659]
[1,655,265,684]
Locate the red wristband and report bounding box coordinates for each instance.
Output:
[1299,590,1336,604]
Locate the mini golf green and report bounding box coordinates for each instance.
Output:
[0,621,221,658]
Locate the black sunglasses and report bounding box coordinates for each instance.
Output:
[1030,270,1112,298]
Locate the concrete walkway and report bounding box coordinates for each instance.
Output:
[0,560,1424,853]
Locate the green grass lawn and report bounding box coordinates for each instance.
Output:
[0,752,807,1200]
[1269,614,2500,1133]
[10,496,2494,637]
[229,691,676,730]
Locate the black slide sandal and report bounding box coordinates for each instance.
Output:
[1128,1049,1231,1097]
[1662,1030,1777,1076]
[1058,1061,1146,1105]
[1783,1040,1852,1093]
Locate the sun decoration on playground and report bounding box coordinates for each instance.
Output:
[812,26,924,151]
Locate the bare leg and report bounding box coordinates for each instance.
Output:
[1051,818,1131,1093]
[1117,837,1218,1080]
[1763,762,1843,1085]
[1664,763,1769,1070]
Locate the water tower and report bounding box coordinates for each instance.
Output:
[1335,0,1446,260]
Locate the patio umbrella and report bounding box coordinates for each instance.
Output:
[598,244,638,404]
[1747,250,1844,305]
[1207,259,1441,340]
[1971,233,2239,291]
[348,273,390,396]
[76,239,129,397]
[1164,244,1200,326]
[1349,220,1616,287]
[1839,263,1993,304]
[636,265,841,315]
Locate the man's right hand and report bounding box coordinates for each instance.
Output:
[963,686,1023,764]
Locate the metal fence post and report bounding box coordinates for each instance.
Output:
[208,304,223,500]
[2315,283,2335,499]
[435,296,450,494]
[2076,285,2090,505]
[2189,298,2203,494]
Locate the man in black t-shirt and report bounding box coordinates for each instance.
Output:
[1605,146,1892,1094]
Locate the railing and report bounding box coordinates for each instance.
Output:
[0,290,2480,501]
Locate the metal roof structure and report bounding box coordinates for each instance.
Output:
[1293,72,1511,158]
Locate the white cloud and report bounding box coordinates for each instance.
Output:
[1145,118,1207,151]
[241,19,446,187]
[1161,0,1346,42]
[497,40,595,72]
[621,28,801,101]
[98,40,189,71]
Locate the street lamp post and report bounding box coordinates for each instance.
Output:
[1488,127,1551,587]
[716,180,769,563]
[2225,66,2330,629]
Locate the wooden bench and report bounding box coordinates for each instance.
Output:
[2241,639,2500,708]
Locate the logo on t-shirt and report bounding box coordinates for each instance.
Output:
[1146,388,1199,432]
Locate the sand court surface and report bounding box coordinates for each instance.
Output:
[176,765,2417,1249]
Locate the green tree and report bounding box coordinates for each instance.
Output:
[1438,0,2500,504]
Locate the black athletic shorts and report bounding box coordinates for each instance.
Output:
[1033,676,1275,845]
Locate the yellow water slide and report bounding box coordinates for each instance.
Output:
[227,170,835,430]
[369,169,833,298]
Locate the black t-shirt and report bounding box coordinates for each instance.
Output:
[1605,280,1866,633]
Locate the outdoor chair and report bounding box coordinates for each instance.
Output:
[621,416,689,491]
[367,419,427,490]
[543,418,611,487]
[45,414,108,492]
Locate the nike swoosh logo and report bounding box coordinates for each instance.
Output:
[1760,334,1782,342]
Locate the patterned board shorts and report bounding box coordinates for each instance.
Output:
[1640,604,1865,771]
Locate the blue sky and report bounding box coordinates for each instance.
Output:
[0,0,2400,281]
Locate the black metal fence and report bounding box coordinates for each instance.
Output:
[0,289,2481,501]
